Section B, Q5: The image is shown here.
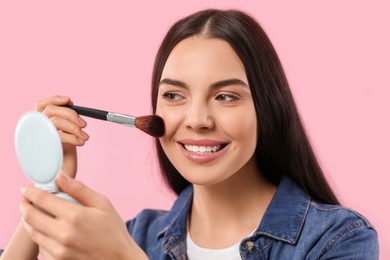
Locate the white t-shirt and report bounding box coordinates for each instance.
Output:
[186,232,242,260]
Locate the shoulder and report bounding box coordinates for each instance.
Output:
[308,200,375,229]
[304,201,379,258]
[125,208,170,253]
[126,185,193,238]
[126,208,169,237]
[125,186,193,256]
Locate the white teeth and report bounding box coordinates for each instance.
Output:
[184,144,222,154]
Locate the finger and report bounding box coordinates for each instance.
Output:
[19,198,58,237]
[21,186,80,221]
[35,95,71,112]
[43,104,87,128]
[52,116,89,141]
[57,171,112,210]
[22,219,67,260]
[58,129,88,146]
[40,236,73,260]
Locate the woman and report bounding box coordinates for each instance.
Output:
[1,9,378,259]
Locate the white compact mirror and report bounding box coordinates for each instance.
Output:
[15,111,78,203]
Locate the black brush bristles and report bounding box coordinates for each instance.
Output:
[135,115,165,137]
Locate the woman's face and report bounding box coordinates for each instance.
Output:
[156,36,258,186]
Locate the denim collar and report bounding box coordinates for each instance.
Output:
[156,184,192,254]
[254,177,310,244]
[157,176,310,252]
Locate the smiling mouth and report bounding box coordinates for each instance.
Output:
[182,144,227,154]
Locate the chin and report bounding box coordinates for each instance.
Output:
[180,171,231,187]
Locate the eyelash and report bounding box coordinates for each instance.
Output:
[162,92,184,102]
[215,94,239,103]
[161,92,240,103]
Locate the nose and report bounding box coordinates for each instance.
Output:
[184,102,215,131]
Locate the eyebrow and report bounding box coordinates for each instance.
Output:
[159,78,249,89]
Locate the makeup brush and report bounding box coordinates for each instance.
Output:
[66,105,164,137]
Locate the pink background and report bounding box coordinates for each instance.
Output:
[1,1,388,258]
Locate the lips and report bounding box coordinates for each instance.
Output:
[178,139,229,163]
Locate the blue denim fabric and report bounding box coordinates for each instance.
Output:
[127,177,379,259]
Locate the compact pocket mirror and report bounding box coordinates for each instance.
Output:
[15,111,78,203]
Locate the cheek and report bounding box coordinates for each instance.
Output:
[156,104,182,140]
[218,107,257,143]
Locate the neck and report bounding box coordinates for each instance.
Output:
[188,160,276,248]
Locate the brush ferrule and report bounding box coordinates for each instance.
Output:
[106,112,136,128]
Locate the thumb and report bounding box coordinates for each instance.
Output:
[56,171,110,209]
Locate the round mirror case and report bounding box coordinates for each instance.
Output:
[15,111,78,204]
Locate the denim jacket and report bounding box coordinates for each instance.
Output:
[126,177,379,259]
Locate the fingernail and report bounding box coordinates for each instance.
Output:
[78,117,87,126]
[59,96,69,101]
[20,186,26,195]
[81,130,89,139]
[77,138,85,145]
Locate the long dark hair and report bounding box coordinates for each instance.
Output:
[151,9,339,205]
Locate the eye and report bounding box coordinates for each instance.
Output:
[215,94,239,103]
[162,92,184,102]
